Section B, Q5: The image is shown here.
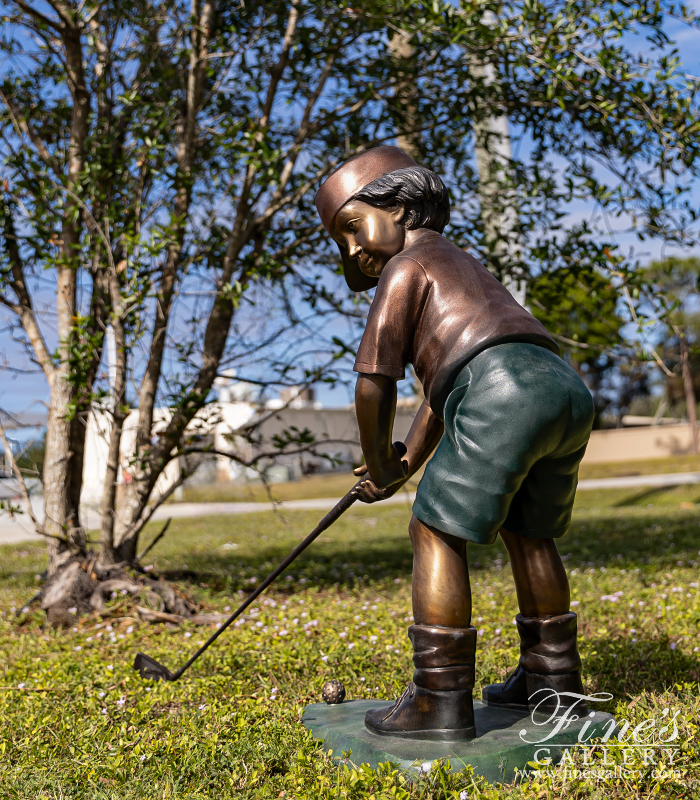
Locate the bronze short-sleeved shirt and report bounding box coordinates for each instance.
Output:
[353,229,559,417]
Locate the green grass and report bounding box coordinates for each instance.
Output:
[578,453,700,480]
[175,453,700,506]
[1,496,700,798]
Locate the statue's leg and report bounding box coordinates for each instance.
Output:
[481,528,585,715]
[500,528,569,617]
[364,515,477,740]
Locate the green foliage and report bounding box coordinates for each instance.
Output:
[639,257,700,409]
[529,266,637,423]
[2,497,700,797]
[529,266,624,368]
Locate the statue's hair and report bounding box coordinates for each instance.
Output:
[351,166,450,233]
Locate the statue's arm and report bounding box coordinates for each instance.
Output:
[402,398,444,479]
[355,373,406,489]
[354,377,443,503]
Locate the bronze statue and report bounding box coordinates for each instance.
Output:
[315,147,594,741]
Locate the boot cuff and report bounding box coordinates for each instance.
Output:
[409,625,477,691]
[517,612,582,674]
[409,625,477,669]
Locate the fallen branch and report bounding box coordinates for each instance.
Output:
[135,606,229,625]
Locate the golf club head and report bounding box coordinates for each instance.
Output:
[133,652,176,682]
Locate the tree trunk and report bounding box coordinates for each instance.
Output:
[98,318,128,565]
[679,333,698,453]
[387,30,420,160]
[43,378,85,574]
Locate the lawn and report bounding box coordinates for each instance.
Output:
[174,453,700,505]
[1,491,699,798]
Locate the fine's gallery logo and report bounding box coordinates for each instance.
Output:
[519,689,682,781]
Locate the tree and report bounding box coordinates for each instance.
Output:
[642,257,700,449]
[529,265,628,425]
[1,0,699,604]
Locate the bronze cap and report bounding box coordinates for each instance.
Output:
[315,146,419,291]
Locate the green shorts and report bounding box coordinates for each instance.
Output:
[413,343,594,544]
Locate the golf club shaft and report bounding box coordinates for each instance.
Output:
[170,485,360,680]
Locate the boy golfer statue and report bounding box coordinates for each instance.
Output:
[315,147,594,741]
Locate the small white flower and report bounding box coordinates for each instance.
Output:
[101,708,107,714]
[420,761,432,775]
[98,691,106,698]
[460,791,470,800]
[360,677,365,682]
[140,755,146,762]
[339,631,347,638]
[126,626,134,634]
[22,606,29,614]
[74,646,81,652]
[144,565,153,572]
[68,607,77,614]
[495,629,501,635]
[571,600,580,607]
[321,655,328,663]
[199,704,206,710]
[184,632,192,638]
[670,642,677,650]
[348,642,355,649]
[106,664,113,670]
[17,683,25,689]
[116,695,126,708]
[224,606,231,612]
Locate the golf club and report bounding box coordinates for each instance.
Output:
[133,442,407,682]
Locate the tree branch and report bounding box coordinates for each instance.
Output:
[0,199,56,381]
[12,0,63,31]
[0,88,56,170]
[0,418,54,540]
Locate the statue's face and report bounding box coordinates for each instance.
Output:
[332,200,406,278]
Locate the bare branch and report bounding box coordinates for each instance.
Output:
[0,417,49,538]
[0,199,56,381]
[120,466,192,545]
[12,0,63,30]
[137,517,172,561]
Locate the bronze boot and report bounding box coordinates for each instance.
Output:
[482,612,586,715]
[364,625,477,741]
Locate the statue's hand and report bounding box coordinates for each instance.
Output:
[352,442,408,504]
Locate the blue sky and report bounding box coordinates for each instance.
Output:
[2,3,700,418]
